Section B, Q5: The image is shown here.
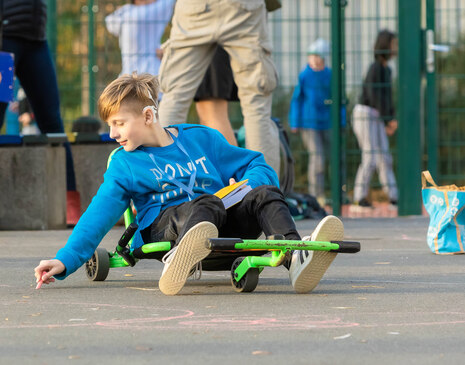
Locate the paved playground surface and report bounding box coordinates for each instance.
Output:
[1,216,464,364]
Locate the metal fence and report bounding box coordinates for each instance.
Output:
[270,1,398,203]
[31,1,465,211]
[435,0,465,185]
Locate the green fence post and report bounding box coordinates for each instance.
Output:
[330,0,343,216]
[397,0,422,215]
[87,0,96,116]
[46,0,57,63]
[340,1,347,204]
[425,0,438,180]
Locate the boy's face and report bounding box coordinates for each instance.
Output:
[107,103,148,152]
[308,54,325,71]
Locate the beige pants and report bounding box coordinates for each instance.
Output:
[158,0,280,174]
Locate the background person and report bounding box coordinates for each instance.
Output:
[157,0,281,175]
[0,0,81,225]
[289,38,332,206]
[352,29,398,209]
[105,0,175,77]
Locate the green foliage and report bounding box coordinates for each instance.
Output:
[54,1,126,130]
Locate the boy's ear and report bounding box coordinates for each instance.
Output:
[142,106,157,124]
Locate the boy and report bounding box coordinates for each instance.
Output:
[34,73,344,296]
[289,38,333,206]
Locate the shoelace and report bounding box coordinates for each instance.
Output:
[161,246,202,280]
[161,246,177,264]
[189,262,202,280]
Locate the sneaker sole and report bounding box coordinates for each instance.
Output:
[293,215,344,294]
[159,222,217,296]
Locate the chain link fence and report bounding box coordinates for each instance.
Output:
[42,0,465,204]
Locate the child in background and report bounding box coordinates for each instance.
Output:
[34,73,344,296]
[289,38,332,206]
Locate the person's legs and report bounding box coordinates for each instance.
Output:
[226,185,342,294]
[143,194,227,245]
[157,0,217,126]
[195,99,238,145]
[144,194,226,295]
[221,185,300,241]
[353,105,377,203]
[145,186,297,244]
[218,2,280,174]
[375,121,398,202]
[321,129,331,200]
[302,129,325,198]
[16,41,64,134]
[2,38,80,224]
[0,103,7,130]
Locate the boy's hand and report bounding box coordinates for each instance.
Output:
[229,178,237,185]
[34,260,65,287]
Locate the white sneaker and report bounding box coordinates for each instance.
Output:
[289,215,344,294]
[159,221,218,295]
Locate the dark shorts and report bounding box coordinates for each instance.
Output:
[194,46,239,102]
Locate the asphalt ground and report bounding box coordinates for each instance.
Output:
[1,216,464,364]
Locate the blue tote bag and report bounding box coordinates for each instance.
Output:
[422,171,465,254]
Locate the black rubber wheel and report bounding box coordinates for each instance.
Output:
[85,248,110,281]
[230,257,259,293]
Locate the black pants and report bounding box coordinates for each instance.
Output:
[0,37,76,191]
[140,185,299,262]
[140,185,299,269]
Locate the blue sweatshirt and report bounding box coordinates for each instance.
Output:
[289,65,332,130]
[54,124,278,279]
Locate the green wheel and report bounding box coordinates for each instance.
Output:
[85,248,110,281]
[230,258,259,293]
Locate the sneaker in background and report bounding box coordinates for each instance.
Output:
[388,199,398,211]
[356,198,372,208]
[289,215,344,294]
[350,197,373,213]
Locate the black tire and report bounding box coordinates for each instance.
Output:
[230,257,259,293]
[85,248,110,281]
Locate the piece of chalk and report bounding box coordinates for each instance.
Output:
[35,272,46,290]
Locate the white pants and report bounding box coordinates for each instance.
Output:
[352,104,398,202]
[158,0,280,174]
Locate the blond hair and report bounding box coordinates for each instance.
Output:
[98,72,160,122]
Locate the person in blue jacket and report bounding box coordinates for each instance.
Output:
[289,38,332,206]
[34,73,344,296]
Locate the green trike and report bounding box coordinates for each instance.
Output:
[84,149,360,293]
[84,204,360,293]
